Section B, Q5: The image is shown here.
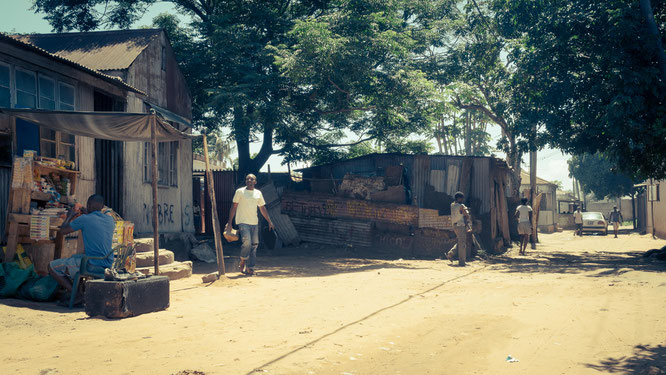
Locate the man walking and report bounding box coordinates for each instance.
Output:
[515,198,533,255]
[226,174,274,275]
[609,206,623,238]
[573,207,583,236]
[446,192,471,266]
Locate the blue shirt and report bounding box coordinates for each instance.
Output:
[70,211,116,268]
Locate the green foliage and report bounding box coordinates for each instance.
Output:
[493,0,666,180]
[33,0,453,176]
[568,153,637,199]
[417,0,527,170]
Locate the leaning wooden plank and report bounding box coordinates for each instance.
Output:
[490,180,497,242]
[499,179,511,245]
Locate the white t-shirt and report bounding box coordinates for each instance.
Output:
[451,202,466,226]
[516,205,533,223]
[573,211,583,224]
[232,187,266,225]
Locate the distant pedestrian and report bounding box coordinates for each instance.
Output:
[609,206,623,238]
[573,207,583,236]
[515,198,533,255]
[447,192,471,266]
[226,174,274,275]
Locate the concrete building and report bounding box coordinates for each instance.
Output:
[0,29,194,237]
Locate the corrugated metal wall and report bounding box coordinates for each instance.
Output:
[411,155,431,208]
[302,154,501,214]
[471,158,491,214]
[203,170,237,235]
[0,167,10,244]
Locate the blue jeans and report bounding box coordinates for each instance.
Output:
[238,224,259,268]
[50,254,106,279]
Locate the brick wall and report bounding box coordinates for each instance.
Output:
[282,193,419,226]
[418,208,452,230]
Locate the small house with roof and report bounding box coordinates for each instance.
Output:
[0,29,194,239]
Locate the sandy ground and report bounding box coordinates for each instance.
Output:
[2,229,666,375]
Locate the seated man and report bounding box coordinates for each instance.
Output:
[48,194,116,291]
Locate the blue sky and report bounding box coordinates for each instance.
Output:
[1,1,574,189]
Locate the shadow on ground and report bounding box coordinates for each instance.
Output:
[0,298,76,313]
[193,256,429,279]
[586,344,666,374]
[486,250,666,276]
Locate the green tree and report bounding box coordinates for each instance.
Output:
[33,0,449,177]
[567,153,637,200]
[493,0,666,180]
[433,108,493,156]
[418,0,529,171]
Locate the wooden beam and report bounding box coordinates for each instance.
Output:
[150,112,160,275]
[498,178,511,245]
[203,133,226,277]
[530,141,537,246]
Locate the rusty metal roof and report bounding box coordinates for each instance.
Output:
[13,29,162,71]
[0,33,145,95]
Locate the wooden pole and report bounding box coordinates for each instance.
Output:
[200,177,206,233]
[203,133,226,276]
[150,111,160,275]
[530,135,538,248]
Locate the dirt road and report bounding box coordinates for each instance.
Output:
[2,231,665,375]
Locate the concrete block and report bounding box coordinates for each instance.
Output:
[135,249,175,267]
[133,238,154,253]
[137,261,192,280]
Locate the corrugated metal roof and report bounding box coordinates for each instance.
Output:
[13,29,162,71]
[0,33,144,95]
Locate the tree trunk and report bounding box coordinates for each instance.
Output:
[235,106,252,179]
[234,106,275,180]
[465,110,471,156]
[639,0,666,82]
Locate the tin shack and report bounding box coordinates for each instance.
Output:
[284,153,520,257]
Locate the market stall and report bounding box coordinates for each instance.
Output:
[0,108,228,278]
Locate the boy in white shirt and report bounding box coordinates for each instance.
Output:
[573,207,583,236]
[446,191,471,266]
[226,174,274,275]
[515,198,533,255]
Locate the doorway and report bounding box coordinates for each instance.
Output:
[94,91,125,215]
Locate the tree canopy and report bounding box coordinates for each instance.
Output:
[30,0,666,180]
[33,0,454,176]
[568,153,637,199]
[493,0,666,180]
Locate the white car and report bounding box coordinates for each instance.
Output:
[581,212,608,235]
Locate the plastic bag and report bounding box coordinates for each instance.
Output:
[0,263,37,298]
[17,275,60,301]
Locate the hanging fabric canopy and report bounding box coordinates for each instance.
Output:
[0,108,198,142]
[144,101,192,129]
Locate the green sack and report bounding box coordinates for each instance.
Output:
[17,275,60,302]
[0,263,37,298]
